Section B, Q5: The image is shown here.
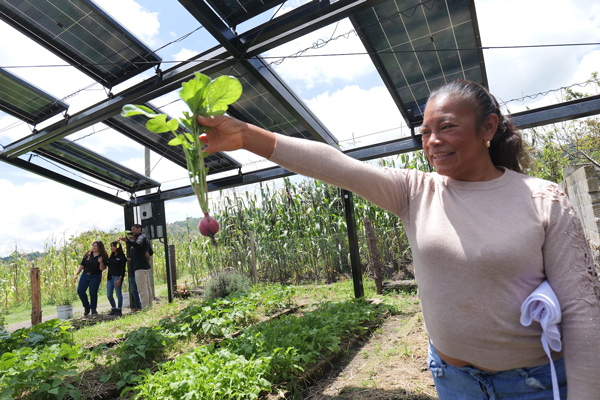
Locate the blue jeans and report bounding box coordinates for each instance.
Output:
[77,273,102,310]
[428,342,567,399]
[129,275,142,309]
[106,275,123,309]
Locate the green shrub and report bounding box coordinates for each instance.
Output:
[204,270,252,300]
[0,343,83,400]
[129,345,271,400]
[0,319,73,355]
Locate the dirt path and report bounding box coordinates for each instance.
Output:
[303,311,439,400]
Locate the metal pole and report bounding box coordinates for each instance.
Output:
[341,189,364,298]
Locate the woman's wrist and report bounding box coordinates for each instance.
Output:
[243,124,276,159]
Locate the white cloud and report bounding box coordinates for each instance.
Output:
[94,0,161,48]
[305,85,407,147]
[477,0,600,108]
[0,179,123,257]
[173,48,200,62]
[571,50,600,88]
[266,19,375,91]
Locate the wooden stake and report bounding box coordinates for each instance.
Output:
[363,217,383,294]
[250,231,257,284]
[30,266,42,325]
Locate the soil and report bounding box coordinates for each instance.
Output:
[301,301,438,400]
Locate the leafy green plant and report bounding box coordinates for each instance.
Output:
[0,343,83,400]
[162,295,255,338]
[121,73,242,244]
[129,345,271,400]
[204,270,252,300]
[0,319,73,354]
[225,299,377,384]
[114,325,178,368]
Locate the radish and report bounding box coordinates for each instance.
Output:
[199,213,219,247]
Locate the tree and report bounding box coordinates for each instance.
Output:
[521,73,600,182]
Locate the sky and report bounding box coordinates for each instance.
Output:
[0,0,599,256]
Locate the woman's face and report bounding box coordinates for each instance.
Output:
[421,95,496,181]
[110,244,116,252]
[92,242,99,252]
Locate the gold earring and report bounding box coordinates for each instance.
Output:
[486,141,490,148]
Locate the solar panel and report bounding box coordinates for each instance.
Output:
[211,64,318,141]
[0,67,68,125]
[352,0,486,126]
[0,0,162,88]
[103,103,242,175]
[203,0,287,28]
[34,138,160,192]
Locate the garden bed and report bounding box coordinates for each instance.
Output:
[0,284,435,400]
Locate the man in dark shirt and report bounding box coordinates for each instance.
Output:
[120,224,153,309]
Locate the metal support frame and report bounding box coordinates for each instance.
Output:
[341,189,364,298]
[2,0,386,159]
[0,155,127,205]
[509,94,600,130]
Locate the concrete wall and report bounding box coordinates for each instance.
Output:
[560,165,600,269]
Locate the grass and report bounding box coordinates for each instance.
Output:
[72,299,187,346]
[3,278,183,327]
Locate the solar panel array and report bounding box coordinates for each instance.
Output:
[352,0,486,126]
[0,0,488,199]
[0,0,162,88]
[0,67,68,125]
[212,63,318,141]
[35,138,160,191]
[203,0,286,27]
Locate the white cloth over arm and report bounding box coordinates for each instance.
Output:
[520,280,562,400]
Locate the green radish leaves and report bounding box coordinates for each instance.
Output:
[121,73,242,216]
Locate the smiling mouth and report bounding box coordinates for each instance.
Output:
[431,152,455,161]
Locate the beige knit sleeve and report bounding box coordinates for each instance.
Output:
[535,183,600,397]
[268,134,412,217]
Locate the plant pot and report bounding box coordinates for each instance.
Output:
[57,304,73,320]
[122,293,130,308]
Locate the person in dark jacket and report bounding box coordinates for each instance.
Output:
[120,224,153,309]
[126,234,142,312]
[106,241,126,316]
[73,240,108,315]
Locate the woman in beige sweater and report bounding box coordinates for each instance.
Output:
[197,80,600,399]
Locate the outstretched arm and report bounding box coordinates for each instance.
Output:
[197,115,411,217]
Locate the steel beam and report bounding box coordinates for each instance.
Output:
[342,189,364,298]
[509,94,600,130]
[180,0,338,145]
[0,156,127,205]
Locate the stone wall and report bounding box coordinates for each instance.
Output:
[560,165,600,270]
